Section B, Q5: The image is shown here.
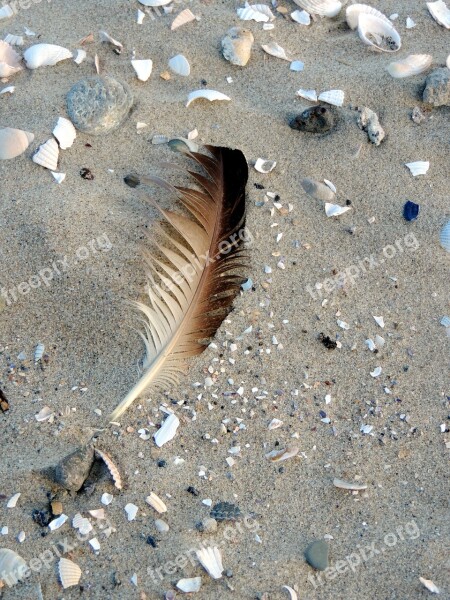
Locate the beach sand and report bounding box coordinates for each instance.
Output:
[0,1,449,598]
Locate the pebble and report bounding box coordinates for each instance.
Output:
[411,106,426,124]
[210,501,241,521]
[54,443,94,492]
[67,76,134,135]
[196,517,218,533]
[304,539,329,571]
[154,519,169,533]
[423,68,450,107]
[289,105,336,134]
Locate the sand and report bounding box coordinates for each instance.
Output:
[0,1,449,598]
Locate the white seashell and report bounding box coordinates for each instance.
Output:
[152,134,169,145]
[237,3,275,23]
[48,514,68,530]
[427,1,450,29]
[346,4,391,29]
[265,445,299,462]
[59,557,82,589]
[88,508,106,519]
[0,40,22,77]
[387,54,433,78]
[153,411,180,446]
[125,503,138,521]
[145,492,167,513]
[222,27,254,67]
[333,478,367,490]
[101,492,113,505]
[357,14,401,52]
[0,548,27,586]
[72,514,92,535]
[254,158,276,173]
[291,9,311,25]
[94,448,122,489]
[186,89,231,108]
[168,54,190,76]
[296,88,318,101]
[419,577,440,594]
[292,0,342,18]
[188,128,198,140]
[17,531,25,543]
[405,160,429,176]
[24,27,36,36]
[89,538,100,552]
[131,59,152,81]
[337,319,350,329]
[34,342,45,362]
[365,338,376,351]
[177,577,202,593]
[406,17,416,28]
[171,8,196,30]
[323,179,337,193]
[302,178,336,201]
[53,117,76,149]
[282,585,298,600]
[73,49,86,65]
[263,23,274,30]
[137,9,145,24]
[318,89,345,106]
[261,41,291,61]
[0,85,14,94]
[441,316,450,327]
[290,60,304,71]
[370,366,382,377]
[4,34,24,46]
[373,315,384,328]
[196,546,224,579]
[325,203,351,217]
[24,43,72,69]
[0,5,14,20]
[139,0,172,5]
[35,406,54,422]
[390,13,399,20]
[357,106,385,145]
[32,138,59,171]
[440,219,450,252]
[0,127,34,160]
[374,334,385,347]
[7,492,20,508]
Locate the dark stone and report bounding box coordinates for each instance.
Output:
[32,509,52,527]
[403,200,420,222]
[305,539,329,571]
[54,444,95,492]
[187,486,199,496]
[210,501,241,522]
[318,333,337,350]
[146,535,158,547]
[290,105,336,134]
[124,173,140,188]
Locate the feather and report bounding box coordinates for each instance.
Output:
[108,145,248,423]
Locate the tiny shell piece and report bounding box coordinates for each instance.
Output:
[325,203,351,217]
[99,30,123,53]
[440,316,450,327]
[261,41,290,61]
[4,34,24,46]
[152,134,169,145]
[254,158,276,173]
[440,220,450,252]
[0,85,14,94]
[131,59,152,82]
[373,315,385,328]
[291,9,311,25]
[196,546,224,579]
[427,1,450,29]
[370,366,382,377]
[269,418,283,429]
[290,60,304,71]
[0,5,14,20]
[101,493,113,505]
[177,577,202,593]
[34,342,45,363]
[48,514,68,531]
[0,127,34,160]
[138,0,172,5]
[333,478,367,490]
[35,406,54,422]
[125,503,138,521]
[186,89,231,107]
[23,43,73,69]
[171,8,196,30]
[0,40,22,77]
[405,161,430,176]
[154,412,180,447]
[73,49,86,64]
[168,54,190,76]
[318,89,344,107]
[51,171,66,184]
[89,537,100,552]
[265,445,299,462]
[324,179,336,193]
[282,585,298,600]
[419,577,440,594]
[296,88,318,102]
[0,548,27,586]
[88,508,106,519]
[32,138,59,171]
[94,448,123,489]
[237,3,275,23]
[406,17,416,28]
[7,492,20,508]
[146,492,167,513]
[53,117,77,149]
[59,557,82,589]
[72,513,92,535]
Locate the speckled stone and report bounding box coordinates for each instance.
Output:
[290,105,336,134]
[423,68,450,107]
[210,501,241,521]
[304,540,329,571]
[66,76,133,135]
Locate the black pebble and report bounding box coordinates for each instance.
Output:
[124,173,140,188]
[157,459,167,468]
[80,168,94,180]
[146,535,158,547]
[32,509,52,527]
[403,200,420,222]
[187,486,199,496]
[318,333,337,350]
[290,105,336,134]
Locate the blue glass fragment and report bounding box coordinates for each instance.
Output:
[403,200,420,221]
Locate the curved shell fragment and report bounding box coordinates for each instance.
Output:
[439,220,450,252]
[53,117,76,149]
[59,557,82,589]
[171,8,196,30]
[0,127,34,160]
[254,158,276,173]
[405,161,429,176]
[4,34,24,46]
[95,448,123,489]
[318,89,344,106]
[0,40,22,77]
[168,54,190,76]
[261,41,290,61]
[265,445,299,462]
[282,585,298,600]
[291,9,311,24]
[296,88,318,101]
[24,43,73,69]
[145,491,167,513]
[138,0,172,6]
[176,577,202,592]
[196,546,224,579]
[32,138,59,170]
[131,59,153,81]
[357,14,401,52]
[333,477,367,490]
[0,5,14,20]
[387,54,433,78]
[346,4,391,29]
[325,203,351,217]
[419,577,440,594]
[237,3,275,23]
[73,49,87,65]
[0,548,27,586]
[292,0,342,18]
[186,89,231,107]
[222,27,254,67]
[427,1,450,29]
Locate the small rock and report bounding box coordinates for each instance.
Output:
[154,519,169,533]
[357,106,385,145]
[54,444,95,492]
[305,539,329,571]
[210,501,241,522]
[50,501,63,516]
[196,517,218,533]
[222,27,254,67]
[32,509,52,527]
[411,106,426,124]
[146,535,158,547]
[423,68,450,107]
[289,105,336,134]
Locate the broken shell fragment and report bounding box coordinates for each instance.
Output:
[54,443,95,492]
[186,89,231,107]
[0,5,14,20]
[318,89,344,107]
[440,220,450,252]
[405,161,429,176]
[301,178,336,202]
[125,503,138,521]
[0,40,22,77]
[296,88,318,102]
[99,30,123,53]
[346,4,391,29]
[0,127,34,160]
[387,54,433,78]
[261,41,290,61]
[357,14,401,52]
[24,43,72,69]
[168,54,190,76]
[176,577,202,593]
[146,492,167,513]
[282,585,299,600]
[196,546,224,579]
[254,158,276,173]
[4,34,24,46]
[291,9,311,25]
[222,27,254,67]
[293,0,342,18]
[237,3,275,22]
[427,1,450,29]
[59,558,82,589]
[32,138,59,170]
[153,412,180,447]
[139,0,172,5]
[95,448,123,489]
[357,106,385,145]
[290,105,335,133]
[53,117,76,149]
[265,445,299,462]
[131,59,153,81]
[0,548,27,586]
[171,8,196,30]
[73,49,86,65]
[333,477,367,490]
[7,492,20,508]
[419,576,440,594]
[325,203,351,217]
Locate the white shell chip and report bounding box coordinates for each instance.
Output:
[186,89,231,107]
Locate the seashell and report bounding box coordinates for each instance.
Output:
[23,43,72,69]
[0,548,27,586]
[222,27,254,67]
[72,513,92,535]
[125,503,138,521]
[374,334,385,347]
[171,8,196,30]
[292,0,342,18]
[405,160,429,176]
[237,3,275,23]
[440,219,450,252]
[73,49,86,65]
[325,203,351,217]
[137,9,145,24]
[139,0,172,5]
[88,508,106,519]
[99,30,123,53]
[333,477,367,490]
[154,518,169,532]
[387,54,433,78]
[0,127,34,160]
[177,577,202,593]
[301,178,336,202]
[94,448,123,489]
[373,315,384,328]
[365,338,376,351]
[168,137,199,153]
[196,546,224,579]
[152,134,169,145]
[7,492,20,508]
[34,342,45,363]
[131,59,153,81]
[35,406,54,422]
[324,179,336,193]
[265,445,299,462]
[291,9,311,24]
[48,514,68,530]
[168,54,190,76]
[101,492,113,505]
[318,89,344,106]
[53,117,76,149]
[0,40,22,77]
[406,17,416,28]
[440,316,450,327]
[54,443,95,492]
[59,557,82,589]
[290,60,304,71]
[357,14,401,52]
[254,158,276,173]
[153,412,180,446]
[419,577,440,594]
[186,89,231,107]
[0,85,14,94]
[282,585,298,600]
[296,88,318,102]
[346,4,391,30]
[261,41,291,61]
[357,106,385,145]
[52,171,65,183]
[403,200,420,221]
[67,76,133,135]
[146,492,167,513]
[0,5,14,20]
[89,538,100,552]
[32,138,59,170]
[4,34,24,46]
[427,1,450,29]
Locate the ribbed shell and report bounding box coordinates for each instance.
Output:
[387,54,433,78]
[168,54,190,76]
[0,40,22,77]
[32,138,59,170]
[171,8,196,30]
[293,0,342,17]
[440,220,450,252]
[53,117,77,149]
[0,548,27,585]
[59,557,82,589]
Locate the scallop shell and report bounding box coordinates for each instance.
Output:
[405,161,429,176]
[4,34,24,46]
[222,27,254,67]
[357,14,401,52]
[53,117,76,149]
[261,41,290,61]
[0,548,27,586]
[145,492,167,513]
[387,54,433,78]
[94,448,123,489]
[196,546,224,579]
[171,8,196,30]
[291,9,311,24]
[168,54,190,76]
[292,0,342,17]
[440,219,450,252]
[318,89,344,106]
[237,3,275,22]
[186,89,231,107]
[296,88,318,101]
[0,5,14,20]
[177,577,202,593]
[131,59,153,81]
[0,40,22,77]
[427,1,450,29]
[346,4,391,30]
[24,43,73,69]
[0,127,34,160]
[32,138,59,170]
[59,557,81,589]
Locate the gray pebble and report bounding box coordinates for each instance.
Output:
[304,539,329,571]
[423,68,450,107]
[54,444,94,492]
[154,519,169,533]
[210,501,241,521]
[66,76,133,135]
[290,105,336,134]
